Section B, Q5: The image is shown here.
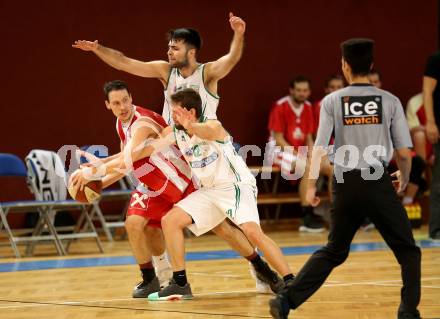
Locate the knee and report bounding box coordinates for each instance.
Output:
[242,224,263,245]
[412,130,426,145]
[321,244,350,265]
[161,208,188,231]
[212,222,232,238]
[124,216,145,234]
[145,226,163,240]
[161,213,175,231]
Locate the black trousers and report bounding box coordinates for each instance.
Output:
[285,170,421,313]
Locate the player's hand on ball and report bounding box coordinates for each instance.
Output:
[72,40,99,52]
[306,185,320,207]
[69,169,88,192]
[229,12,246,35]
[68,168,103,203]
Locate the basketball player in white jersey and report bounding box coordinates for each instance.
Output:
[73,13,275,293]
[132,89,294,301]
[72,12,245,124]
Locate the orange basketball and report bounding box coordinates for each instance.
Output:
[68,180,103,203]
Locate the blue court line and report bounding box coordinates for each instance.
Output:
[0,240,439,273]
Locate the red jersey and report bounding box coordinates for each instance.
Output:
[268,96,315,148]
[116,105,192,203]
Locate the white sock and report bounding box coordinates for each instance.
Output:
[402,196,413,205]
[152,251,170,271]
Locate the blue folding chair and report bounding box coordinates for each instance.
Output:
[0,153,103,257]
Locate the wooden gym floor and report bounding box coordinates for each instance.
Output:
[0,224,439,319]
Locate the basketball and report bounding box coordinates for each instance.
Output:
[68,180,103,203]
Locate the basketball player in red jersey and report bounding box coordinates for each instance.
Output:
[70,81,285,296]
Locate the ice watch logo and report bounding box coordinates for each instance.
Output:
[342,96,382,125]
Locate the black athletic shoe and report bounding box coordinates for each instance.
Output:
[430,231,440,240]
[397,310,421,319]
[252,259,285,294]
[269,294,290,319]
[147,278,193,301]
[132,276,160,298]
[299,213,325,233]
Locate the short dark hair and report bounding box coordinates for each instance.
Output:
[341,38,374,76]
[168,28,202,51]
[103,80,130,101]
[289,75,311,89]
[369,68,381,80]
[170,88,202,118]
[325,74,344,88]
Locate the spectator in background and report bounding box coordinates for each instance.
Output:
[368,69,382,88]
[312,74,344,132]
[267,76,332,233]
[406,92,432,161]
[423,50,440,240]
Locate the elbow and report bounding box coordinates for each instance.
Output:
[396,148,412,162]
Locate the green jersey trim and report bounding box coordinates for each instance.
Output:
[173,126,181,146]
[234,184,241,218]
[224,152,241,183]
[163,67,173,91]
[201,64,220,100]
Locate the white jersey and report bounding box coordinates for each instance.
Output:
[173,127,255,188]
[163,64,219,125]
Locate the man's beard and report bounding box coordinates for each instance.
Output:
[170,56,189,69]
[293,97,306,104]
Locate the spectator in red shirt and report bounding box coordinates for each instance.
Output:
[268,76,332,232]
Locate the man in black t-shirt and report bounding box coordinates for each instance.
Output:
[423,50,440,240]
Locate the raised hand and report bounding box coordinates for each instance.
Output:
[72,40,99,52]
[174,106,195,130]
[229,12,246,35]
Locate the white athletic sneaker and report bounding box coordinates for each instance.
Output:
[156,265,172,288]
[153,253,173,288]
[248,262,272,294]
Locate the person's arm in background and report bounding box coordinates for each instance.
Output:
[423,52,440,144]
[424,76,439,143]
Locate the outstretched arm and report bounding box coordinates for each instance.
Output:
[174,107,227,141]
[69,121,174,190]
[204,12,245,84]
[72,40,170,86]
